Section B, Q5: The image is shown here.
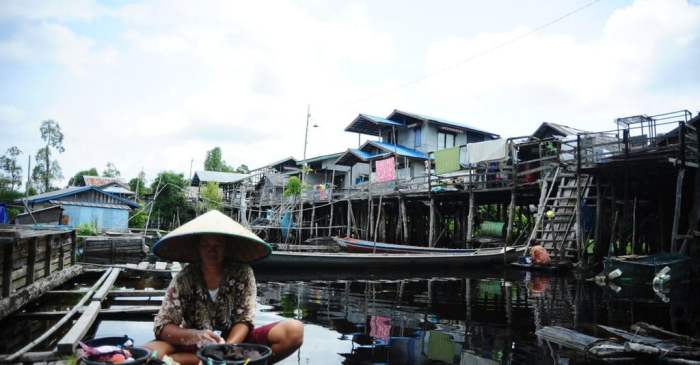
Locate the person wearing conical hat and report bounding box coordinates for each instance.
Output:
[144,210,303,365]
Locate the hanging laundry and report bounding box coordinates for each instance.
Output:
[435,147,461,174]
[374,157,396,182]
[464,139,507,165]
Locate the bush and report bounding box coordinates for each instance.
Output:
[77,222,98,236]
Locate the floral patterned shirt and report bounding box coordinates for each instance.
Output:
[153,263,257,338]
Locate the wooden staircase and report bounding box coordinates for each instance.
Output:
[527,167,593,260]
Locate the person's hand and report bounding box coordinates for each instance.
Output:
[188,329,225,347]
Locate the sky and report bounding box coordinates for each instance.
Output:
[0,0,699,187]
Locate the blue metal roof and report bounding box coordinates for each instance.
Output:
[365,140,430,160]
[388,109,500,139]
[333,148,389,166]
[19,186,140,209]
[344,113,405,136]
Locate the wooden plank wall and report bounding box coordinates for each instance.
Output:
[0,231,74,299]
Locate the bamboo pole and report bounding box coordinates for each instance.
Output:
[467,190,475,242]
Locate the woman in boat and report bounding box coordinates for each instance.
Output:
[145,210,304,365]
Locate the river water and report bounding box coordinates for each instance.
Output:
[1,267,698,364]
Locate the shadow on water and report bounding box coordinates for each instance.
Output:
[1,266,699,364]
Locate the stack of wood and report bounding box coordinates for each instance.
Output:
[83,235,147,256]
[537,322,700,364]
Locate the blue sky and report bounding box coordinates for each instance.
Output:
[0,0,698,186]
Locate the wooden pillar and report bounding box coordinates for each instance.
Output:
[594,177,603,258]
[70,230,77,265]
[506,191,516,244]
[467,191,475,242]
[670,168,686,253]
[310,203,316,239]
[400,197,409,242]
[45,236,53,277]
[346,199,352,237]
[328,201,335,237]
[429,197,436,247]
[3,241,14,297]
[27,238,37,284]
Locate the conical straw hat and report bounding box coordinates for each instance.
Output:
[152,210,271,263]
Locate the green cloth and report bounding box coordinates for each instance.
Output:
[435,147,461,175]
[426,331,455,363]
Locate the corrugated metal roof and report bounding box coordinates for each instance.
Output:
[18,186,140,209]
[193,170,250,184]
[101,186,136,195]
[50,200,132,210]
[533,122,589,138]
[334,148,389,166]
[298,152,344,165]
[344,113,405,136]
[388,109,500,138]
[365,140,430,160]
[83,175,128,187]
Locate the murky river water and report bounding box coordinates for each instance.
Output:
[1,267,698,364]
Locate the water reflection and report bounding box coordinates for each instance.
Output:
[255,270,699,365]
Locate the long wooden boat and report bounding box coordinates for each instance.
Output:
[332,237,484,254]
[253,246,523,269]
[603,253,692,285]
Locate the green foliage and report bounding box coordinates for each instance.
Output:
[200,181,222,211]
[284,176,302,197]
[77,221,98,236]
[129,208,148,228]
[151,171,189,229]
[33,120,65,193]
[128,171,149,197]
[235,164,249,174]
[68,167,99,186]
[102,162,120,177]
[0,189,23,221]
[204,147,235,172]
[0,146,23,191]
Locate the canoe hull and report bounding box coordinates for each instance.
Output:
[253,247,521,269]
[333,237,483,254]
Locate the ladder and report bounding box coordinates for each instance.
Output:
[527,167,593,260]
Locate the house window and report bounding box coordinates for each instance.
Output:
[414,127,422,147]
[437,131,456,150]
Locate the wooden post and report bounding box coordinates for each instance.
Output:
[346,199,352,237]
[670,168,685,253]
[328,201,334,237]
[400,196,409,242]
[44,236,53,277]
[70,230,77,265]
[328,169,336,236]
[57,234,64,270]
[632,196,638,254]
[2,241,13,298]
[310,203,316,239]
[594,177,603,258]
[27,238,37,284]
[506,191,516,244]
[467,190,475,242]
[429,197,436,247]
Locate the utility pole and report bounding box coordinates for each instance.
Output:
[25,155,31,198]
[189,158,194,180]
[298,105,311,243]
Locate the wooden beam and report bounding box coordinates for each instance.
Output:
[45,236,53,277]
[671,168,686,253]
[56,301,101,354]
[4,268,112,361]
[466,191,475,241]
[2,241,13,298]
[0,265,83,320]
[26,238,37,285]
[400,197,409,243]
[92,268,121,302]
[346,199,351,237]
[428,197,436,247]
[505,191,516,244]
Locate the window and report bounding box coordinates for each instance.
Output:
[437,131,456,150]
[414,127,422,147]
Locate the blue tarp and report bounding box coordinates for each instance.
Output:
[0,204,7,224]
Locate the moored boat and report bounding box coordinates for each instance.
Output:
[252,246,522,269]
[333,237,486,254]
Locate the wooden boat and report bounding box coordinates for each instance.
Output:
[332,237,482,254]
[510,258,572,273]
[252,246,523,269]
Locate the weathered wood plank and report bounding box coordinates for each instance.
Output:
[56,301,101,354]
[91,268,121,302]
[0,265,83,320]
[155,262,167,270]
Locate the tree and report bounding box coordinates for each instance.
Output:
[129,171,149,198]
[151,171,189,229]
[204,147,234,172]
[33,120,65,192]
[32,147,63,192]
[0,146,22,191]
[200,181,222,211]
[284,176,302,197]
[102,162,120,177]
[68,167,99,186]
[235,164,250,174]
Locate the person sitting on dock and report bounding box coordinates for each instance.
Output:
[144,210,304,365]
